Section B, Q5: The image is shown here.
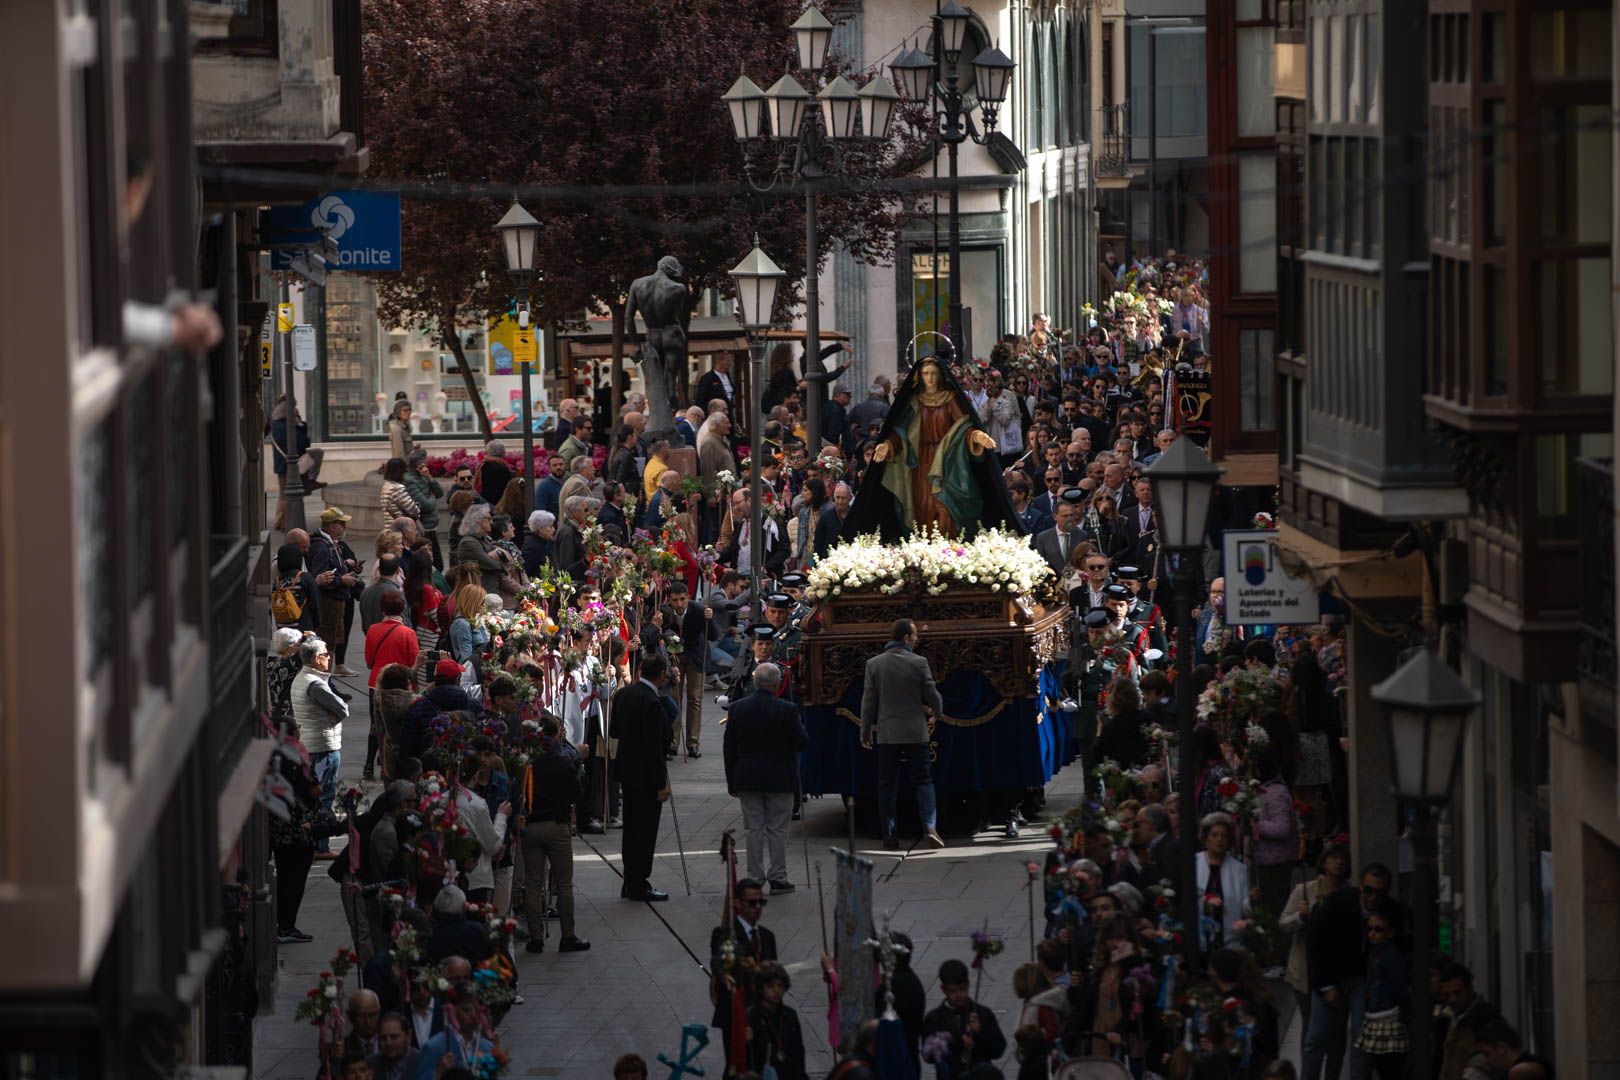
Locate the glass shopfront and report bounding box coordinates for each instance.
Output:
[317,273,550,440]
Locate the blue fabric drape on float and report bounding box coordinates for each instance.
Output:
[800,663,1074,796]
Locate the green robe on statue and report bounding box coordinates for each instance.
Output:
[878,388,984,536]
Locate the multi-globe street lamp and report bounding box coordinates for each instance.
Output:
[722,5,899,449]
[888,0,1015,362]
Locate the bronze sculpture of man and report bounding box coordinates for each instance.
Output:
[623,255,691,439]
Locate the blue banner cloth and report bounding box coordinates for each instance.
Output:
[801,663,1074,796]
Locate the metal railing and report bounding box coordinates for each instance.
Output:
[1096,103,1130,176]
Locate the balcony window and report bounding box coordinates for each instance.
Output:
[1364,12,1380,125]
[1530,8,1611,80]
[1485,265,1508,396]
[1484,13,1506,82]
[1538,432,1614,536]
[1239,328,1277,431]
[1239,153,1278,293]
[1309,16,1325,124]
[1129,27,1206,142]
[1536,257,1615,397]
[1327,15,1344,122]
[1484,101,1508,246]
[1237,27,1275,137]
[1540,104,1612,246]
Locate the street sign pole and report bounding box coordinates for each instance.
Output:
[279,273,306,532]
[515,321,538,511]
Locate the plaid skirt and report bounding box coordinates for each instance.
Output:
[1355,1009,1411,1054]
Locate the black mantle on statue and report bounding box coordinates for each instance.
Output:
[840,360,1027,543]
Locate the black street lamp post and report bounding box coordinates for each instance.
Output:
[890,2,1014,362]
[494,201,542,507]
[728,241,786,605]
[1371,649,1477,1080]
[1144,436,1223,977]
[723,7,898,450]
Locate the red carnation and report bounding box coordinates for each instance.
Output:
[1218,778,1240,798]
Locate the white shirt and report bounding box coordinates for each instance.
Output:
[717,371,734,400]
[411,1006,434,1048]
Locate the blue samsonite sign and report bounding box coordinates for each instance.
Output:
[268,190,402,271]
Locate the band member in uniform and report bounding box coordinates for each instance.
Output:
[1118,565,1168,664]
[1102,584,1152,662]
[722,625,783,708]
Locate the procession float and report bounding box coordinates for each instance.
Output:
[796,356,1077,805]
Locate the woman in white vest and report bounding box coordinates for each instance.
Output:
[291,636,350,851]
[1193,811,1252,950]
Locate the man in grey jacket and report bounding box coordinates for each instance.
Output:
[860,619,946,850]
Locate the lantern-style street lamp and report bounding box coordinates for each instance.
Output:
[729,241,786,603]
[494,201,543,503]
[1144,435,1223,976]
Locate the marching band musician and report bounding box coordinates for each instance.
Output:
[1101,585,1152,663]
[1117,565,1169,666]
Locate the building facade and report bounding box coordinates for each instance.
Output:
[0,1,364,1074]
[1276,0,1619,1067]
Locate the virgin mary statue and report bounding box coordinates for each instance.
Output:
[840,357,1027,542]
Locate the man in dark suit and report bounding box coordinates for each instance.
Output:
[709,877,778,1049]
[723,662,809,892]
[365,1013,417,1080]
[1139,803,1181,893]
[1119,477,1159,569]
[1067,550,1113,616]
[1009,475,1051,535]
[668,583,717,758]
[611,654,673,901]
[695,351,737,415]
[860,619,945,850]
[1194,577,1241,666]
[1033,493,1087,576]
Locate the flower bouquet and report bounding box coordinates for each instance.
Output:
[806,527,1053,602]
[1195,666,1283,745]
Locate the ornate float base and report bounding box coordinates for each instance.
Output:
[799,586,1068,706]
[797,585,1076,798]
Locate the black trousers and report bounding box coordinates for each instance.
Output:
[274,840,315,931]
[620,786,662,896]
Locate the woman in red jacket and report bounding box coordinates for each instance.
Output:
[365,590,420,682]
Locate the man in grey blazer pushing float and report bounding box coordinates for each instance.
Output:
[860,619,946,851]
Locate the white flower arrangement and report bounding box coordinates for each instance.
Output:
[805,527,1053,602]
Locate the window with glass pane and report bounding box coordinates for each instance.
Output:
[1328,15,1344,121]
[1540,105,1612,246]
[1310,16,1325,124]
[1483,13,1505,81]
[1530,8,1612,80]
[1537,258,1615,397]
[324,274,380,435]
[1345,14,1363,123]
[1485,264,1508,395]
[1536,432,1613,535]
[1455,107,1469,243]
[1239,154,1278,292]
[1237,27,1276,137]
[1484,100,1507,246]
[1364,12,1380,124]
[1240,328,1277,430]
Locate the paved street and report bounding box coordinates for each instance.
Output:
[251,515,1298,1079]
[253,603,1089,1077]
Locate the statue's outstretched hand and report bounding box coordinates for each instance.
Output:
[968,429,998,455]
[873,442,892,463]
